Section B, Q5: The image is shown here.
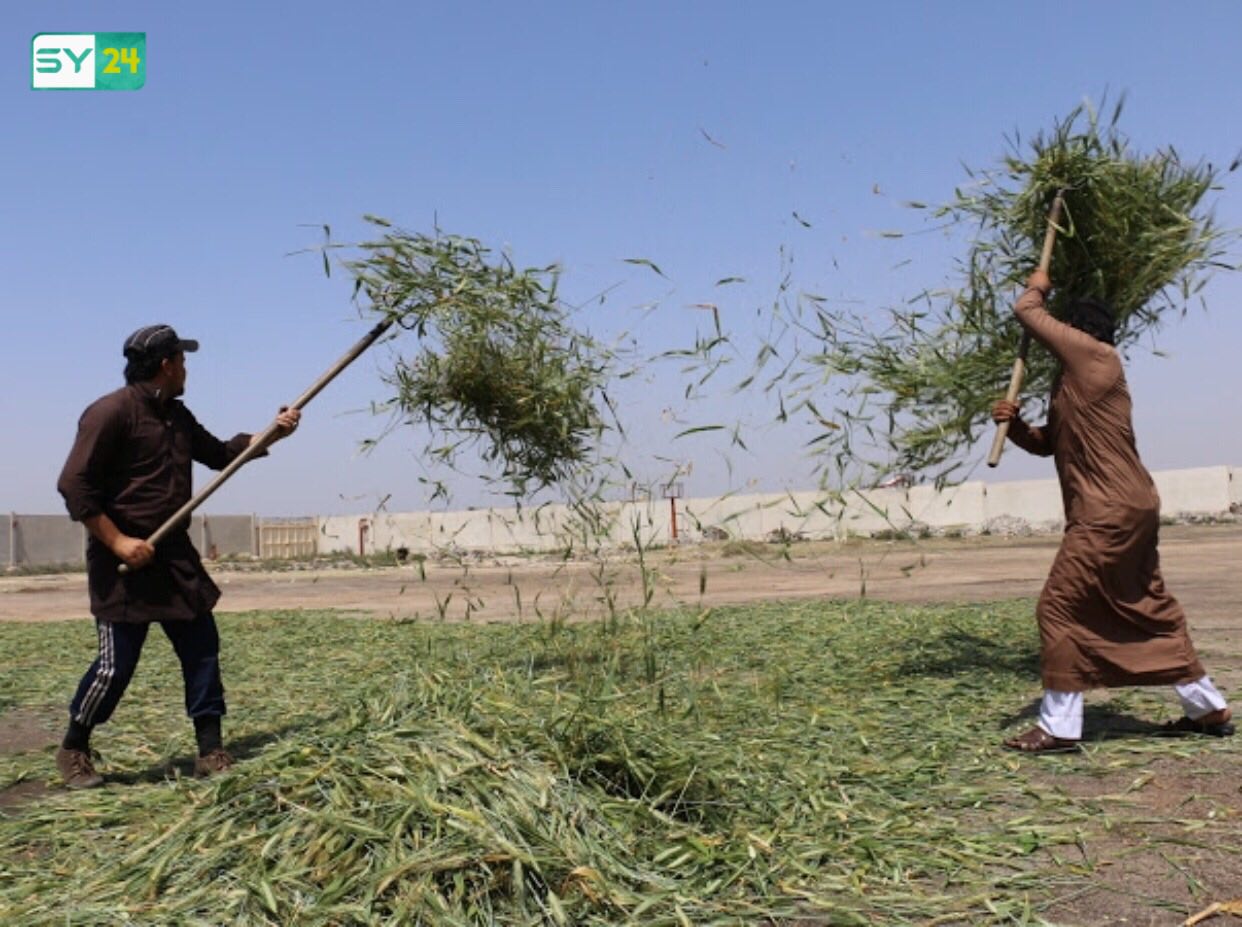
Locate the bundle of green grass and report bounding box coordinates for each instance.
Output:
[0,683,737,925]
[805,100,1235,486]
[347,218,612,496]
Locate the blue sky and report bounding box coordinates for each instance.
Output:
[6,2,1241,515]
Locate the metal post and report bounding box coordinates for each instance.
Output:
[661,481,685,545]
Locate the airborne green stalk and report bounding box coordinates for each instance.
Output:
[346,218,614,497]
[801,98,1236,486]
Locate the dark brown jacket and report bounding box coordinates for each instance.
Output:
[58,383,255,623]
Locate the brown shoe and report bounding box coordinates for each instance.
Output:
[194,748,235,777]
[56,747,104,789]
[1160,711,1235,738]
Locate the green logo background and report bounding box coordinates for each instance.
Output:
[95,33,145,90]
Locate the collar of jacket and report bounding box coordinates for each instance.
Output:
[133,381,173,411]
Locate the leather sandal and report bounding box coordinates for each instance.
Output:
[1003,726,1080,754]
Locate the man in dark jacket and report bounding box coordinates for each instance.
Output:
[55,324,300,788]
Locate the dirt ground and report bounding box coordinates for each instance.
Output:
[3,525,1240,924]
[4,523,1239,689]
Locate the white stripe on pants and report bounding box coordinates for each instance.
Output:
[1039,676,1229,740]
[75,621,116,725]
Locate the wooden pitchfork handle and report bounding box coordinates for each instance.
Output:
[119,317,395,573]
[986,191,1065,468]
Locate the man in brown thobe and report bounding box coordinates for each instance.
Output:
[993,269,1232,752]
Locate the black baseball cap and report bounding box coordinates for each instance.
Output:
[122,324,199,359]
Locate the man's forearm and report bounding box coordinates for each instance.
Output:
[83,513,126,550]
[84,512,156,566]
[1007,418,1052,456]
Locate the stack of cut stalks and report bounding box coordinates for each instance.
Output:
[803,99,1234,485]
[349,219,613,495]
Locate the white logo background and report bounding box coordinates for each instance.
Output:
[32,34,96,89]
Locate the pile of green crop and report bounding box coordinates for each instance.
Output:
[7,601,1231,924]
[347,219,613,496]
[800,99,1235,485]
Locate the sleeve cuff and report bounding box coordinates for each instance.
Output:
[228,433,267,460]
[65,500,104,523]
[1015,288,1046,312]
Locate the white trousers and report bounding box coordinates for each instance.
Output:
[1039,675,1229,740]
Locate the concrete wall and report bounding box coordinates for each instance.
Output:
[312,463,1239,557]
[321,500,670,557]
[5,464,1240,569]
[194,514,255,559]
[981,478,1064,531]
[909,482,988,534]
[1154,466,1233,518]
[3,514,86,567]
[1,512,254,569]
[682,491,835,541]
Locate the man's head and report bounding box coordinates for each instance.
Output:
[123,324,199,394]
[1063,297,1117,346]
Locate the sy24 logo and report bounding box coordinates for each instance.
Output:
[31,33,145,90]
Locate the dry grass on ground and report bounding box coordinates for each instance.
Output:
[1,602,1238,925]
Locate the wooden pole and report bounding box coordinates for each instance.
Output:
[986,191,1065,468]
[120,317,396,572]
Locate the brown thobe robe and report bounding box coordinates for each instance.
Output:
[1007,288,1204,691]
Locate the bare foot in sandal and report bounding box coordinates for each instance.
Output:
[1004,726,1081,753]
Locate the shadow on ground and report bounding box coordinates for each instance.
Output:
[107,718,324,786]
[897,626,1041,679]
[0,714,330,812]
[994,698,1201,743]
